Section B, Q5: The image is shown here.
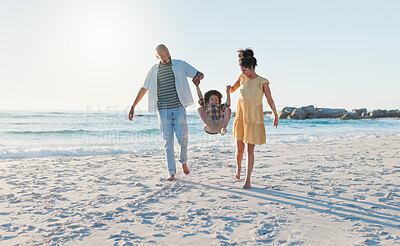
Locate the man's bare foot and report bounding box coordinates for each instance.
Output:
[243,182,251,189]
[220,128,227,135]
[167,175,175,181]
[203,125,211,132]
[182,164,190,175]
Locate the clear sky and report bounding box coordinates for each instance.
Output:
[1,0,399,112]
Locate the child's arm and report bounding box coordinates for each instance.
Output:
[196,85,204,100]
[226,86,231,107]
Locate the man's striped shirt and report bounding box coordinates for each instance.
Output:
[157,63,182,110]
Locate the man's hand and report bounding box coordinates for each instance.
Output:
[192,75,201,86]
[192,71,204,86]
[128,107,135,121]
[226,85,231,93]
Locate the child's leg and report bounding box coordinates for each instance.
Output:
[197,107,207,125]
[197,107,211,132]
[220,107,231,135]
[235,140,245,180]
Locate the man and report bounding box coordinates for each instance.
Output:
[129,44,204,181]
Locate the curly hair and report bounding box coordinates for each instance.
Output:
[204,90,222,104]
[239,48,257,70]
[237,48,254,59]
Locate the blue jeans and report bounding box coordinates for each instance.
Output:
[157,107,188,175]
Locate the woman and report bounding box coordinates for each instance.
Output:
[229,49,279,189]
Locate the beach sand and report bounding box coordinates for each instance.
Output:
[1,135,399,245]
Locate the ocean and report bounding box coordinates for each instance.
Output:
[1,109,400,159]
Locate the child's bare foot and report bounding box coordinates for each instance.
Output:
[220,128,227,135]
[167,175,175,181]
[182,164,190,175]
[203,125,211,132]
[243,181,251,189]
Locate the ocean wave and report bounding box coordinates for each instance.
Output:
[1,131,398,160]
[3,128,161,136]
[266,131,400,144]
[5,129,89,135]
[0,122,41,125]
[0,145,164,160]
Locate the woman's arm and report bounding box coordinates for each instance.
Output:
[263,83,279,128]
[229,75,242,93]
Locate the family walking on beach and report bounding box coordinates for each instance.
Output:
[129,44,278,189]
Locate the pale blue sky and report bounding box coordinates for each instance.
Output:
[1,0,399,111]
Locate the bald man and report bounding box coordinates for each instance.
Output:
[129,44,204,181]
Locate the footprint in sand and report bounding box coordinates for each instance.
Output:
[91,222,107,228]
[138,212,159,219]
[256,223,274,236]
[166,216,179,221]
[216,234,229,240]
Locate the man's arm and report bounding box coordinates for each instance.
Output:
[129,87,148,121]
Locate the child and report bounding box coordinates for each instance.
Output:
[196,84,231,135]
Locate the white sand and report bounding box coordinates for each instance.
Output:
[0,135,399,245]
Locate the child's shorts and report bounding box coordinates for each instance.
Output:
[206,116,224,134]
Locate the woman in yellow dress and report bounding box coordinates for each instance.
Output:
[229,49,279,189]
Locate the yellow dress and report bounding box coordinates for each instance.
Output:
[232,75,270,145]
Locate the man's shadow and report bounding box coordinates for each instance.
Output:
[181,180,400,230]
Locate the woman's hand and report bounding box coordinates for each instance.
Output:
[273,114,279,128]
[128,107,135,121]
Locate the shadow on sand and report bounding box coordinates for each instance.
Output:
[181,180,400,230]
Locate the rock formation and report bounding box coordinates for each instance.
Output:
[278,106,400,120]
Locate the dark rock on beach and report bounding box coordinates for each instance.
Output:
[318,108,347,118]
[279,107,297,119]
[288,109,306,120]
[339,113,362,120]
[352,108,367,116]
[387,110,400,117]
[278,106,400,120]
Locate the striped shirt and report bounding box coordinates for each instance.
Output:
[157,63,182,110]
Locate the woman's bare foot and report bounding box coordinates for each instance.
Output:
[220,127,227,135]
[235,167,241,180]
[243,181,251,189]
[167,175,175,181]
[182,164,190,175]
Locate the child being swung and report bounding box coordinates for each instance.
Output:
[196,84,232,135]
